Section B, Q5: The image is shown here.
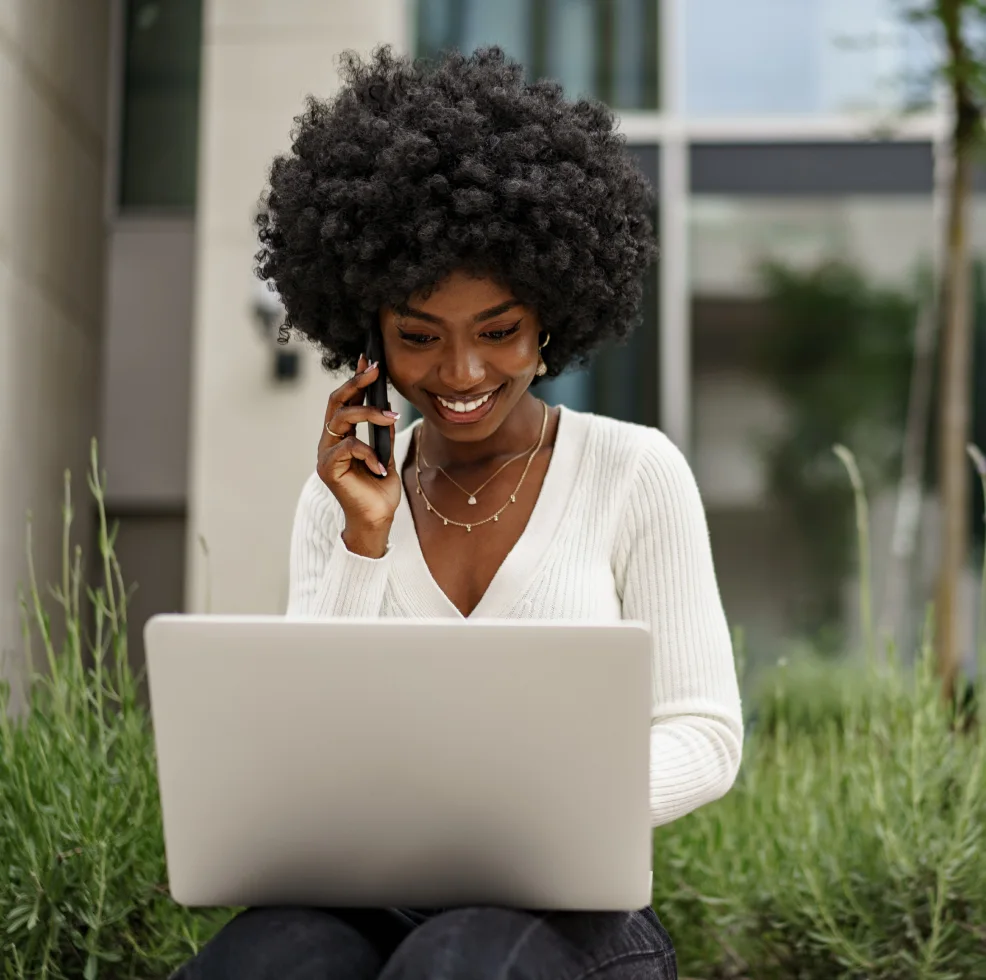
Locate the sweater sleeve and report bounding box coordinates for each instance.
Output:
[286,473,393,618]
[614,431,744,827]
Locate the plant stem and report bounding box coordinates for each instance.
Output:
[966,444,986,684]
[834,444,875,662]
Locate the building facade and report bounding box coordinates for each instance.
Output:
[0,2,112,707]
[1,0,976,692]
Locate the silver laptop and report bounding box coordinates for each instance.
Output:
[144,615,653,911]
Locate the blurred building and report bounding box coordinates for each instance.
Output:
[1,0,977,689]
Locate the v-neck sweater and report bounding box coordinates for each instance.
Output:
[287,406,743,828]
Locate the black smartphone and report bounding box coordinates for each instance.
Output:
[365,326,392,474]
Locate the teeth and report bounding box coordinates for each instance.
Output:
[438,391,494,413]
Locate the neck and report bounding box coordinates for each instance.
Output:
[421,393,546,470]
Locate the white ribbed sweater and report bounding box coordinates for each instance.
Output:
[288,406,743,827]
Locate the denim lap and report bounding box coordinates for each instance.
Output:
[382,906,676,980]
[170,907,389,980]
[173,905,676,980]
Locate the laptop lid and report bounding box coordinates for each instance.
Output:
[145,615,653,911]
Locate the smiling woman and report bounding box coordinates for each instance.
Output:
[173,44,742,980]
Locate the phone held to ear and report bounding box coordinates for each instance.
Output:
[365,328,392,475]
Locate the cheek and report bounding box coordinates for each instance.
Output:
[381,354,419,398]
[469,345,533,380]
[507,337,539,371]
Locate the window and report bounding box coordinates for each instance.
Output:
[416,0,659,109]
[118,0,203,210]
[684,0,936,116]
[688,143,936,642]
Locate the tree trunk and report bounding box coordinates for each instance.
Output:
[936,135,973,697]
[880,297,937,650]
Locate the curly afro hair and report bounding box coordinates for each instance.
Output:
[255,46,657,378]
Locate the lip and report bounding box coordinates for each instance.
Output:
[429,386,502,425]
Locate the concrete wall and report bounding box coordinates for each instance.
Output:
[0,1,111,704]
[185,0,408,614]
[101,218,196,506]
[99,217,197,682]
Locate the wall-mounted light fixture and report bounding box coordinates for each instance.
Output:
[252,281,301,383]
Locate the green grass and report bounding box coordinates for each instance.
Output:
[0,445,231,979]
[654,648,986,979]
[3,444,986,978]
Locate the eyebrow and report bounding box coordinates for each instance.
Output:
[397,299,521,325]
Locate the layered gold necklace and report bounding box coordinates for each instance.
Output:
[418,432,541,505]
[413,401,549,532]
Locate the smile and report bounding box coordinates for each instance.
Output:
[429,386,502,424]
[436,391,496,413]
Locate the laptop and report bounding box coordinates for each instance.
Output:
[144,615,654,911]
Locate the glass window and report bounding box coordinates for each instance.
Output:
[119,0,203,210]
[417,0,659,109]
[689,192,935,651]
[684,0,937,116]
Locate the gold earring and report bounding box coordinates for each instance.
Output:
[535,332,550,377]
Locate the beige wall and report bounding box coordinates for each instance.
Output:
[0,1,111,704]
[99,217,197,684]
[102,219,196,505]
[185,0,408,614]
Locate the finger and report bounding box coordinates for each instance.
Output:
[323,360,381,425]
[321,422,349,448]
[332,404,401,429]
[319,402,399,454]
[320,409,353,445]
[326,435,387,478]
[343,359,381,408]
[341,361,382,412]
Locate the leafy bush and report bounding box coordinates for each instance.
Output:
[654,643,986,980]
[0,446,231,980]
[747,649,898,738]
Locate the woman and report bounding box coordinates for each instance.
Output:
[176,45,742,980]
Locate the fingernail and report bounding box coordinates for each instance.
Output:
[383,410,400,419]
[368,360,379,371]
[378,464,388,477]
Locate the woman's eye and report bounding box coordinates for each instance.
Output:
[398,331,437,346]
[483,323,521,342]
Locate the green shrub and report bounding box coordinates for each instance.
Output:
[654,645,986,980]
[748,650,900,738]
[0,446,231,980]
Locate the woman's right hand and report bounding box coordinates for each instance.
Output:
[317,355,402,558]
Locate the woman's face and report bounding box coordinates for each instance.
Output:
[379,271,542,443]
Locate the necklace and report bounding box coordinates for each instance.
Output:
[414,401,548,532]
[419,430,542,505]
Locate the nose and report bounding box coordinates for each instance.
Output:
[437,339,486,393]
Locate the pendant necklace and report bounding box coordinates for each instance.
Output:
[414,401,548,532]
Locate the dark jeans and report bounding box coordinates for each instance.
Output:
[172,905,677,979]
